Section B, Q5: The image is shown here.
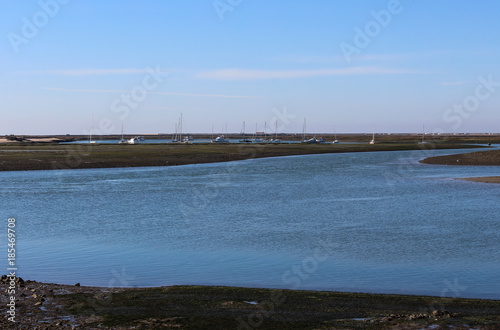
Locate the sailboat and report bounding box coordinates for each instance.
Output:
[89,114,96,144]
[171,114,184,143]
[270,120,281,143]
[211,122,230,143]
[119,123,127,144]
[239,121,252,143]
[418,124,429,144]
[302,118,324,143]
[252,123,263,143]
[369,128,375,144]
[333,124,339,144]
[211,135,230,143]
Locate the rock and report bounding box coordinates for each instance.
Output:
[35,301,42,306]
[75,283,80,287]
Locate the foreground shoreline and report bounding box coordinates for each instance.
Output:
[2,278,499,329]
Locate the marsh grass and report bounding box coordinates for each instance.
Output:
[63,285,500,329]
[0,142,484,172]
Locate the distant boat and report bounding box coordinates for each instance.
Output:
[303,137,325,144]
[333,124,339,144]
[270,121,281,143]
[239,121,252,143]
[262,121,272,143]
[301,118,324,143]
[119,123,127,144]
[418,124,429,144]
[171,114,183,143]
[127,136,144,144]
[211,135,230,143]
[369,129,375,145]
[252,123,263,143]
[89,114,96,144]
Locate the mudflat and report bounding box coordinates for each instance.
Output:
[420,149,500,166]
[420,149,500,184]
[2,278,499,329]
[0,142,481,172]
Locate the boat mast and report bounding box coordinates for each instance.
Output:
[179,113,183,142]
[275,120,278,140]
[303,118,306,141]
[90,114,93,143]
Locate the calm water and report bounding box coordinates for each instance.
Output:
[1,147,499,299]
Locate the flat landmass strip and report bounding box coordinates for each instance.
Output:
[458,176,500,184]
[420,149,500,184]
[2,277,499,329]
[0,142,483,172]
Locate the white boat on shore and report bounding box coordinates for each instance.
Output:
[303,137,325,144]
[211,135,230,143]
[300,118,324,143]
[128,136,145,144]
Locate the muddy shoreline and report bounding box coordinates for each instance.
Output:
[2,277,499,329]
[419,149,500,166]
[420,149,500,184]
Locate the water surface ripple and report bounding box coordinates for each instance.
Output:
[1,147,499,299]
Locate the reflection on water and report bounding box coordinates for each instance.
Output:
[1,147,499,299]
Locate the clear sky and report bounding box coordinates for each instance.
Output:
[1,0,500,135]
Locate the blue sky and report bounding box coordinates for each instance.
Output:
[1,0,500,135]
